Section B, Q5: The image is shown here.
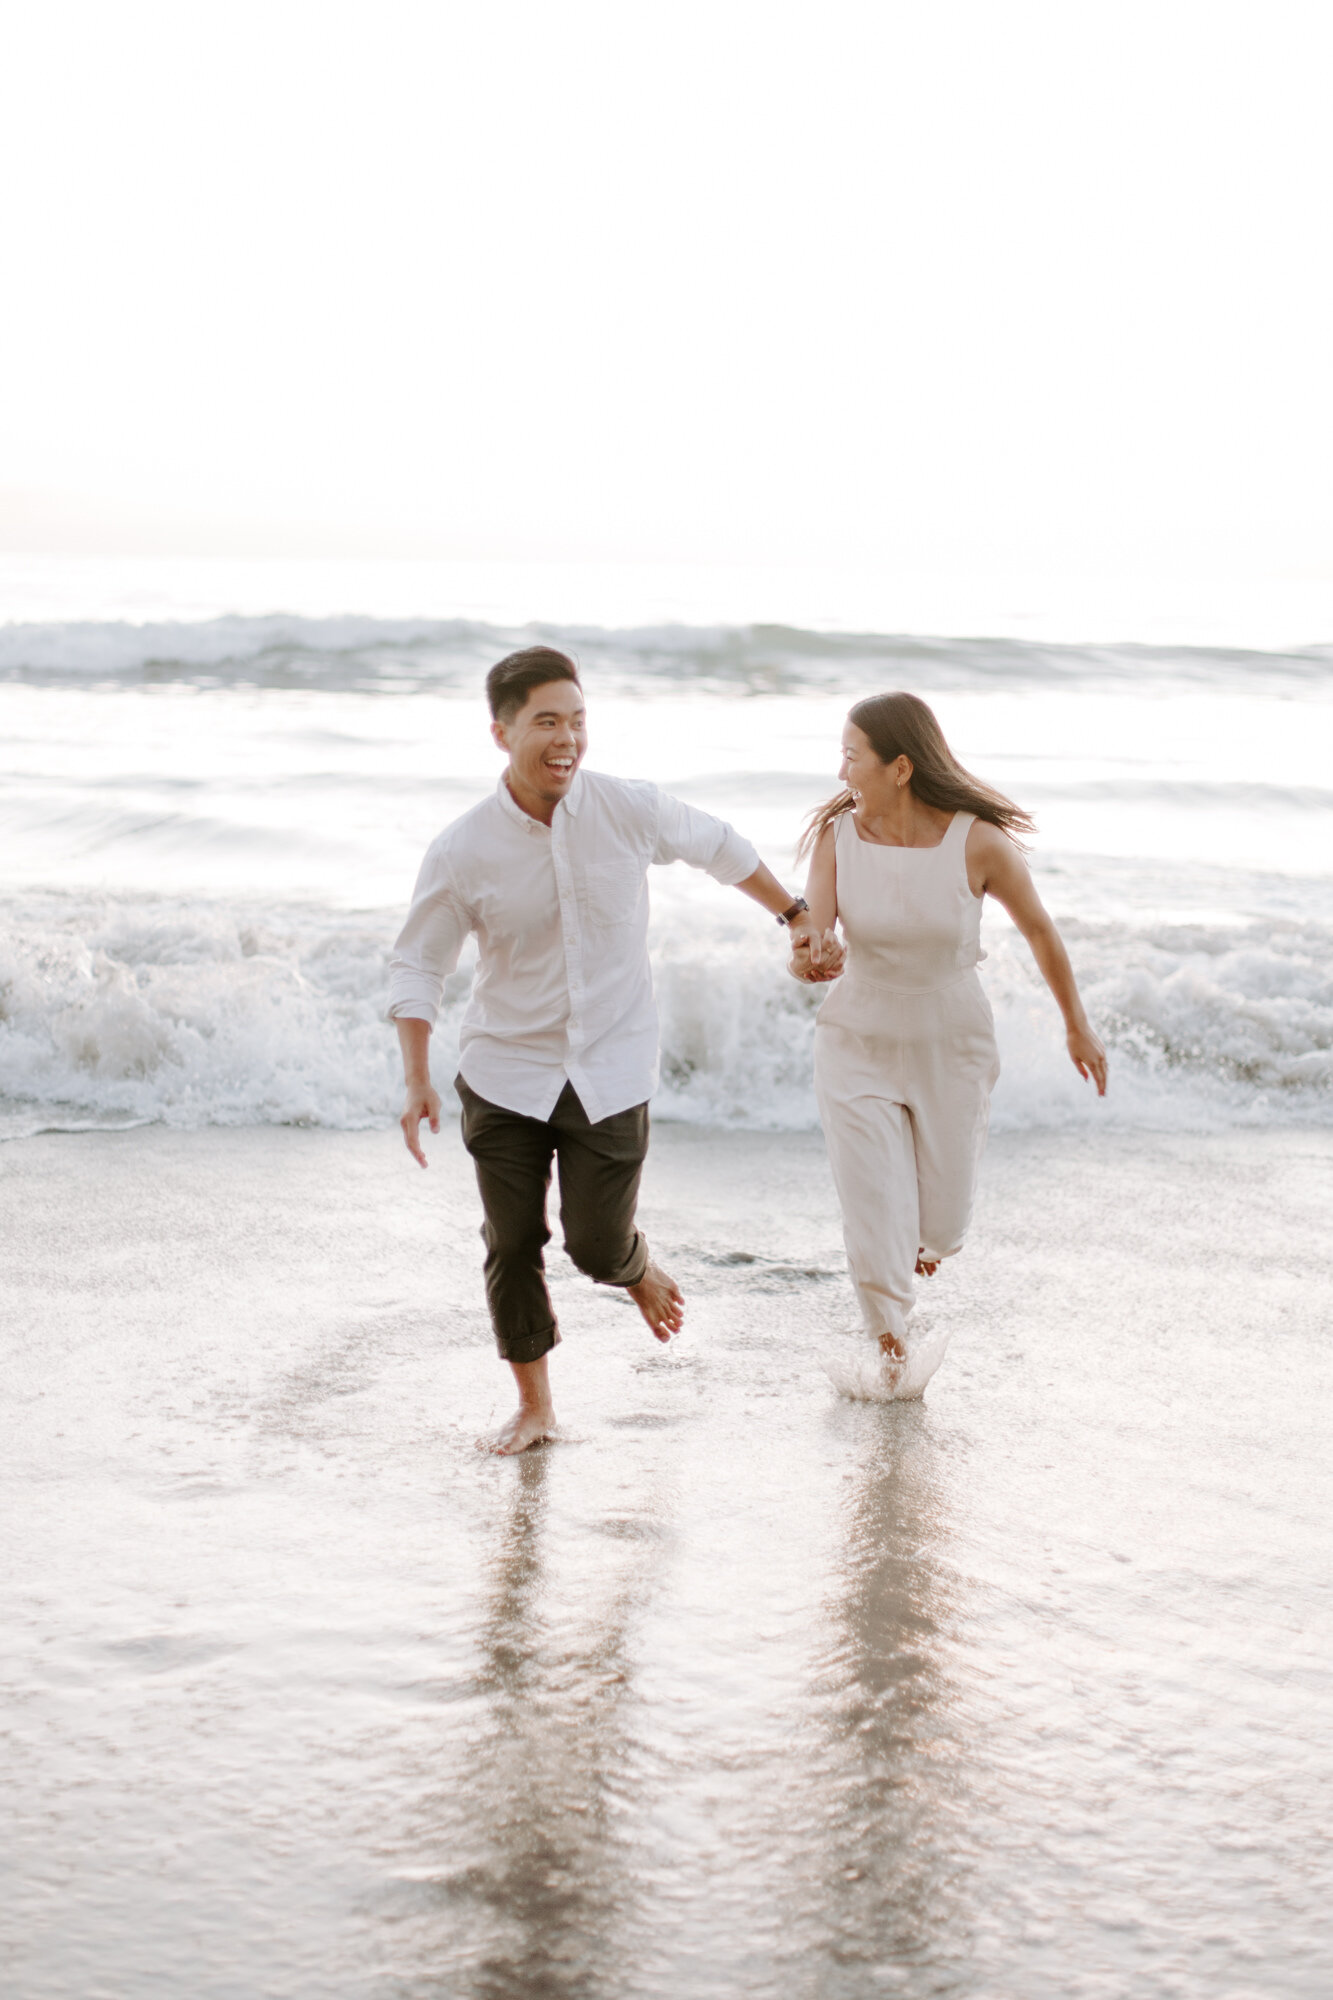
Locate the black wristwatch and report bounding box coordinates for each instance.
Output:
[777,897,810,927]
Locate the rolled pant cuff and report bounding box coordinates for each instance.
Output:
[596,1232,649,1291]
[496,1323,561,1366]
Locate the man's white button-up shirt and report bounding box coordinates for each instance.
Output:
[387,768,760,1123]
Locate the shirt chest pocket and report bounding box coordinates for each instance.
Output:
[577,858,645,931]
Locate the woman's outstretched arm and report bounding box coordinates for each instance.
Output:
[968,821,1108,1095]
[789,823,842,983]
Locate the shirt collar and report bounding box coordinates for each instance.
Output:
[494,767,585,826]
[494,771,531,827]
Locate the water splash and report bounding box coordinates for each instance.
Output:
[821,1326,953,1403]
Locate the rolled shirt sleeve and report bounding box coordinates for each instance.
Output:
[652,790,760,886]
[386,842,472,1026]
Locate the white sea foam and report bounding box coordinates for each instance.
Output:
[1,888,1330,1139]
[2,604,1330,1137]
[0,896,405,1138]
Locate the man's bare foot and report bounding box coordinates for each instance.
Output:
[878,1329,907,1365]
[627,1260,684,1342]
[485,1354,556,1455]
[484,1403,557,1456]
[915,1252,940,1277]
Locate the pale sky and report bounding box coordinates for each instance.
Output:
[2,0,1330,580]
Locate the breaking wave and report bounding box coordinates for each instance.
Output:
[3,612,1332,697]
[2,889,1330,1141]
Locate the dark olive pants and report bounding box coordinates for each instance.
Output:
[455,1075,651,1364]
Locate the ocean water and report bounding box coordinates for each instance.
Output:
[5,556,1332,2000]
[2,555,1331,1140]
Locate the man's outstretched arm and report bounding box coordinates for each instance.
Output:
[652,793,842,971]
[732,861,843,973]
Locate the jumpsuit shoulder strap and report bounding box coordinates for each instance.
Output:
[946,811,977,872]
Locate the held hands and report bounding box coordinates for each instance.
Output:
[1067,1025,1109,1097]
[788,924,845,984]
[401,1082,442,1166]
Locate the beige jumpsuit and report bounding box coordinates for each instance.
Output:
[814,809,1000,1356]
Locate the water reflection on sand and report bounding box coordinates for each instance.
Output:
[797,1408,971,1991]
[3,1124,1331,2000]
[377,1441,674,1994]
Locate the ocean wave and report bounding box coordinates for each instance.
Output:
[2,612,1332,697]
[1,891,1330,1141]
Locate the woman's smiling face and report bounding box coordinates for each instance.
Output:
[839,722,883,798]
[839,720,912,807]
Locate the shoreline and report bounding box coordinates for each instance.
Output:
[3,1119,1330,1997]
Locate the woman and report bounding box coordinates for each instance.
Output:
[791,692,1107,1397]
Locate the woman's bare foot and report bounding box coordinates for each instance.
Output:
[915,1251,940,1277]
[627,1261,684,1341]
[484,1403,556,1456]
[878,1329,907,1365]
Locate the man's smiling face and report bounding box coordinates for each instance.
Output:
[492,677,588,814]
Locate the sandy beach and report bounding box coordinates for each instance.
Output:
[3,1118,1330,1998]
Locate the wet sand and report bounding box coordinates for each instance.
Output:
[2,1119,1330,1999]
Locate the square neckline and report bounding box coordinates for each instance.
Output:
[846,807,962,850]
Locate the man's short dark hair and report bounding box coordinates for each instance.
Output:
[486,646,582,724]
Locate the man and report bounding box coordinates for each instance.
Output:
[389,645,839,1454]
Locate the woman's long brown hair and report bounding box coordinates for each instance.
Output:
[797,691,1035,860]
